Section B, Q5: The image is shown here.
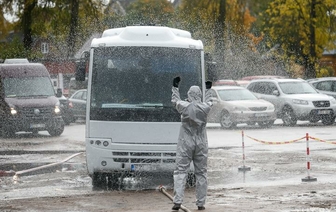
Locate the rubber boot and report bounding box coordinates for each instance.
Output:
[172,203,181,211]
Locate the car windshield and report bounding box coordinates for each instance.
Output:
[4,77,55,97]
[217,89,257,101]
[279,81,317,94]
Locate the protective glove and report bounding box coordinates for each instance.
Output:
[173,76,181,88]
[206,81,212,89]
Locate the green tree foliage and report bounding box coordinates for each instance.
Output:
[125,0,175,26]
[0,37,26,59]
[0,0,105,59]
[263,0,336,78]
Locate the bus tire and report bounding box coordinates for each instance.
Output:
[107,173,121,190]
[92,172,108,190]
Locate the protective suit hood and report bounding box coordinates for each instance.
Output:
[187,86,202,103]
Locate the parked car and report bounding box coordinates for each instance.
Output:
[68,77,88,97]
[57,94,74,125]
[207,86,276,128]
[68,89,87,121]
[235,80,250,87]
[213,79,239,86]
[241,75,287,81]
[246,78,336,126]
[213,79,250,87]
[307,77,336,99]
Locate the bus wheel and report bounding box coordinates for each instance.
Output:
[107,173,121,190]
[92,172,108,190]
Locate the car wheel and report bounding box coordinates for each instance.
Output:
[309,117,320,123]
[258,120,275,128]
[63,117,71,125]
[321,115,335,125]
[220,111,236,129]
[48,123,65,137]
[282,106,297,126]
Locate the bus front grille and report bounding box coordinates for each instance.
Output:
[112,151,176,164]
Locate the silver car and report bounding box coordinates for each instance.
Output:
[207,86,276,128]
[307,77,336,99]
[68,89,87,121]
[247,78,336,126]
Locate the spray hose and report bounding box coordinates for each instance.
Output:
[158,185,191,212]
[0,152,84,181]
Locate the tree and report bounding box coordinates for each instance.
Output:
[263,0,336,78]
[0,0,105,58]
[125,0,175,26]
[177,0,264,79]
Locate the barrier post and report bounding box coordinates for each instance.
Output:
[301,133,317,182]
[238,130,251,172]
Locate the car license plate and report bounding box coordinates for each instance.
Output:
[30,123,45,128]
[255,113,267,117]
[317,110,331,115]
[131,164,158,172]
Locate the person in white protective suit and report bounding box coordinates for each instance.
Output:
[171,76,213,211]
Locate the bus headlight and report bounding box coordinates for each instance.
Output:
[89,139,112,147]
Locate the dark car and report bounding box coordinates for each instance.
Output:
[68,89,87,121]
[0,63,64,137]
[57,93,74,125]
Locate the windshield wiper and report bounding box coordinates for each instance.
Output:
[138,103,166,108]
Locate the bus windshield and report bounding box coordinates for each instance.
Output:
[90,46,202,121]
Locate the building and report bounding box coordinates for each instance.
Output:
[320,49,336,76]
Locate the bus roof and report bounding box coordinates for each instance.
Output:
[91,26,203,49]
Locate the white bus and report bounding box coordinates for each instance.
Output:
[76,26,214,189]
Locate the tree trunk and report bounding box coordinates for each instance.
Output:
[67,0,79,58]
[22,0,37,51]
[214,0,226,78]
[306,0,317,79]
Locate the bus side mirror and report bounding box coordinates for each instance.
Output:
[206,61,218,82]
[204,52,218,81]
[75,51,89,81]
